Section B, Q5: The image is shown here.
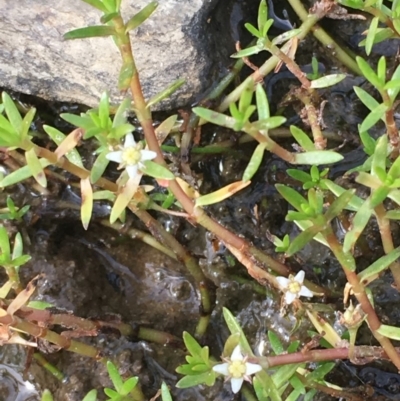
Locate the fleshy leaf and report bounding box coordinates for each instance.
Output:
[195,181,250,207]
[193,107,236,129]
[141,160,174,180]
[25,148,47,187]
[0,159,51,188]
[293,151,343,165]
[310,74,346,89]
[146,79,185,109]
[63,26,116,40]
[125,1,158,33]
[242,143,266,181]
[290,126,315,151]
[110,176,139,223]
[80,178,93,230]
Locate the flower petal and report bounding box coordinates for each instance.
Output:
[124,133,136,148]
[230,345,244,362]
[276,276,289,289]
[140,149,157,161]
[126,164,138,179]
[245,362,262,376]
[294,270,305,284]
[285,291,297,305]
[230,377,244,394]
[106,150,123,163]
[212,363,229,376]
[299,286,314,298]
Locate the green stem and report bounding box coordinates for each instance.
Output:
[323,227,400,369]
[218,10,322,113]
[374,204,400,288]
[287,0,361,75]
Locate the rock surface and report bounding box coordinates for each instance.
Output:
[0,0,219,110]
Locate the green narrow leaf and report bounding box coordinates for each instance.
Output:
[182,331,203,356]
[146,78,185,109]
[2,92,22,135]
[113,98,131,128]
[251,116,286,131]
[43,125,84,168]
[245,22,262,38]
[12,232,23,260]
[125,1,158,33]
[91,149,110,183]
[102,0,116,12]
[195,181,250,207]
[60,113,94,130]
[40,389,54,401]
[118,62,135,91]
[290,125,315,151]
[231,45,263,58]
[343,198,372,253]
[257,0,268,33]
[256,83,270,120]
[63,26,116,40]
[0,226,11,259]
[161,382,173,401]
[25,148,47,187]
[98,92,110,128]
[353,86,380,113]
[193,107,236,129]
[324,189,355,221]
[0,159,51,188]
[141,160,175,180]
[388,64,400,102]
[358,246,400,284]
[110,177,139,224]
[377,324,400,340]
[371,134,387,177]
[356,56,383,89]
[268,331,284,355]
[360,103,388,133]
[222,307,253,355]
[239,86,254,114]
[254,373,282,401]
[286,225,321,256]
[81,389,97,401]
[80,178,93,230]
[310,74,346,89]
[80,0,109,13]
[243,143,266,181]
[271,28,302,46]
[120,377,138,395]
[107,361,123,393]
[365,17,379,55]
[293,151,343,165]
[275,184,308,211]
[20,107,36,141]
[100,12,119,24]
[377,56,386,84]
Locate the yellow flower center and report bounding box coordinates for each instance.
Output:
[228,360,247,379]
[288,280,301,294]
[121,144,142,166]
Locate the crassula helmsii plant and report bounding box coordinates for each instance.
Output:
[1,0,400,399]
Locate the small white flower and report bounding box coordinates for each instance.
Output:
[276,270,314,305]
[106,133,157,179]
[212,345,262,394]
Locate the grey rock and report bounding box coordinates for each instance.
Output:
[0,0,219,110]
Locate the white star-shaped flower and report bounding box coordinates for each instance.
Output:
[276,270,314,305]
[212,345,262,394]
[106,133,157,179]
